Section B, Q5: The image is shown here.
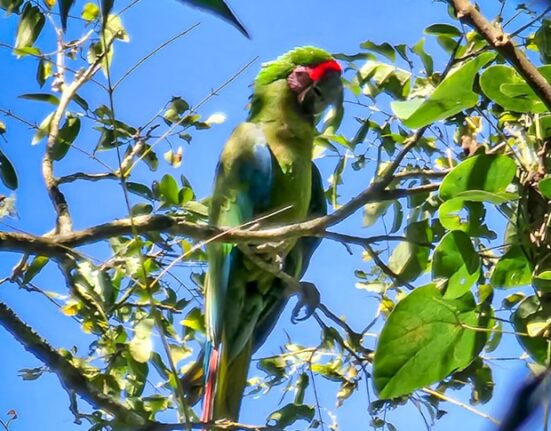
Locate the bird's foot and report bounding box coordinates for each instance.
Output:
[253,240,287,255]
[290,281,320,323]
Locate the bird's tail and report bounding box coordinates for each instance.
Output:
[201,344,219,428]
[201,340,253,429]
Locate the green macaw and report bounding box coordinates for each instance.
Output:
[202,46,343,424]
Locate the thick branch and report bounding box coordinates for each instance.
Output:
[0,300,282,431]
[0,301,144,425]
[450,0,551,110]
[0,183,439,257]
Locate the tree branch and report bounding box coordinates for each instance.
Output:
[450,0,551,110]
[57,172,118,184]
[0,301,289,431]
[0,182,439,257]
[0,301,145,425]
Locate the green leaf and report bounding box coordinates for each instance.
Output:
[512,296,550,364]
[480,65,551,112]
[439,154,517,201]
[373,285,480,398]
[163,97,190,125]
[36,59,53,88]
[536,19,551,64]
[104,14,129,43]
[15,4,45,53]
[58,0,75,31]
[159,174,179,205]
[129,318,154,363]
[360,61,411,100]
[491,245,532,289]
[267,403,315,428]
[433,231,480,299]
[176,0,249,38]
[53,115,80,161]
[539,177,551,199]
[131,203,152,216]
[143,394,170,415]
[22,256,49,283]
[294,373,309,405]
[180,307,205,333]
[361,40,396,62]
[19,93,60,105]
[0,0,23,14]
[127,182,154,201]
[72,94,89,111]
[32,112,54,146]
[438,200,497,239]
[363,200,392,227]
[412,38,433,76]
[126,354,148,397]
[388,220,432,284]
[81,2,99,22]
[391,52,496,128]
[536,271,551,280]
[0,149,17,190]
[424,23,462,38]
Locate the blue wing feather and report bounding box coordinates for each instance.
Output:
[206,123,274,347]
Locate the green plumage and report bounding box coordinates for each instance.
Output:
[203,46,340,425]
[255,46,334,85]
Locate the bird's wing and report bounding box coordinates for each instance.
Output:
[205,122,274,347]
[252,161,327,349]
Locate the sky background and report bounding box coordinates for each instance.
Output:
[0,1,541,430]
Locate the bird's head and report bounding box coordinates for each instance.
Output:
[255,46,344,116]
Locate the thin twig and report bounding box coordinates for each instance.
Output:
[113,23,200,91]
[421,387,500,425]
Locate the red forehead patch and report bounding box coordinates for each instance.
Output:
[307,60,342,81]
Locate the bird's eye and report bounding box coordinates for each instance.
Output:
[313,85,323,99]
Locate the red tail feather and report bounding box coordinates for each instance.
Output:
[201,348,219,429]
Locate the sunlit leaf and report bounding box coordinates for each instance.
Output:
[424,23,462,38]
[36,59,53,87]
[480,65,551,112]
[433,230,480,299]
[391,52,495,128]
[129,318,154,363]
[361,40,396,62]
[22,256,49,283]
[512,296,551,365]
[439,154,516,201]
[267,403,315,428]
[374,285,481,398]
[388,220,432,284]
[81,2,99,22]
[491,245,532,289]
[159,174,179,205]
[15,4,45,54]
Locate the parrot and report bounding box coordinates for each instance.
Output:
[201,46,343,425]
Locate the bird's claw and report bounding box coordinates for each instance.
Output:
[291,281,320,323]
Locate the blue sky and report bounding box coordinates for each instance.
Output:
[0,0,539,430]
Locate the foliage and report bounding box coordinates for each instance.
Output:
[2,0,551,430]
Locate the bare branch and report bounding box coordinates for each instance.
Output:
[57,172,118,184]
